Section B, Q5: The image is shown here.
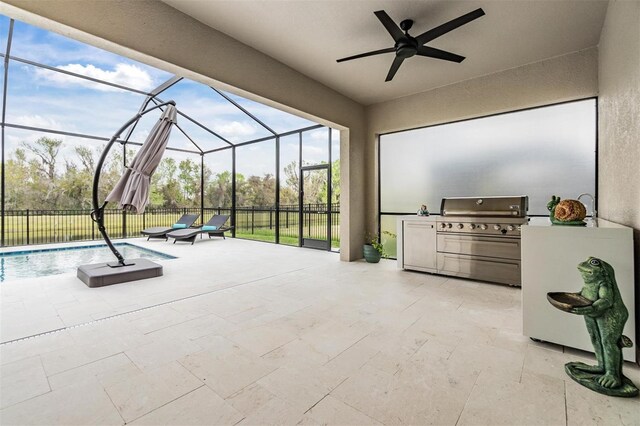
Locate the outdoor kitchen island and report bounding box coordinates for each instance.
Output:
[396,196,528,286]
[521,217,636,362]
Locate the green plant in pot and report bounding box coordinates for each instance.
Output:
[363,231,395,263]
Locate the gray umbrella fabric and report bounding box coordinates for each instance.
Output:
[105,104,177,213]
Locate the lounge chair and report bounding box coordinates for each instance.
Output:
[140,214,200,240]
[166,214,232,244]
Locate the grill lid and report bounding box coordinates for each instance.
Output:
[440,196,528,217]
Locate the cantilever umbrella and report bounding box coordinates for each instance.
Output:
[106,104,177,213]
[80,101,177,283]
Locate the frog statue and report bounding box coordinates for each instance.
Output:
[561,257,638,397]
[547,195,587,226]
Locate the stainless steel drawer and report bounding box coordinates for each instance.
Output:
[436,253,522,286]
[437,234,521,260]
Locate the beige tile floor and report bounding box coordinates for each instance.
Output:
[1,237,639,425]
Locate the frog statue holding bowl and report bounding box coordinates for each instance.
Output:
[547,257,638,397]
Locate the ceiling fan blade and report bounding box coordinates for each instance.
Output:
[336,47,395,63]
[416,8,485,45]
[416,46,465,63]
[385,56,405,82]
[374,10,404,42]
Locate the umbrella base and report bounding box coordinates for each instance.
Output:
[77,258,163,288]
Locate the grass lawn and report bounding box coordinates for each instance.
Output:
[236,228,340,248]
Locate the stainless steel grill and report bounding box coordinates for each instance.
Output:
[436,196,528,286]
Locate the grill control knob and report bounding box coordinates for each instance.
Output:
[457,223,464,229]
[493,224,502,231]
[439,223,447,229]
[446,223,452,229]
[507,225,515,231]
[479,224,487,230]
[468,224,476,230]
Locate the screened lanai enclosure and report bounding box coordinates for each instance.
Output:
[0,17,340,250]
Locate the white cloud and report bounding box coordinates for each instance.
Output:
[11,114,63,130]
[130,129,150,144]
[216,121,257,138]
[308,129,328,141]
[303,145,324,154]
[35,63,155,92]
[5,132,45,147]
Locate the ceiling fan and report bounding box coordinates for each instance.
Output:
[337,8,485,82]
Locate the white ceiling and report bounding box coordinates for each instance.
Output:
[162,0,608,105]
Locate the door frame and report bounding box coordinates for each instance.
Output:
[299,164,332,250]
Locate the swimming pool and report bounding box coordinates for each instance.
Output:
[0,243,176,282]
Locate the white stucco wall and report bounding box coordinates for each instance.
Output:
[598,0,640,241]
[597,0,640,360]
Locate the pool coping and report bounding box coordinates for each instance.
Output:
[0,242,176,259]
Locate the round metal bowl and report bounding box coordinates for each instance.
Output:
[547,292,593,312]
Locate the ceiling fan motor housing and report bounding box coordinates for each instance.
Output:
[395,37,418,58]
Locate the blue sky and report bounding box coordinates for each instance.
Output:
[1,15,338,177]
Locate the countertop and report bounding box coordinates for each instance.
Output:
[525,217,631,229]
[396,214,439,222]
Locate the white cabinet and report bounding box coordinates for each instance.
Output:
[522,217,635,362]
[397,216,438,273]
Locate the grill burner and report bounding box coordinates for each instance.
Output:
[436,196,528,286]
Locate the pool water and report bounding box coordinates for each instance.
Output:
[0,243,175,282]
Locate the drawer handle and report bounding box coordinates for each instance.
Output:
[443,237,519,246]
[442,254,520,267]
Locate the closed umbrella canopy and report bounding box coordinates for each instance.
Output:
[106,104,177,213]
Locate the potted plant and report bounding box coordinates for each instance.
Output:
[363,231,395,263]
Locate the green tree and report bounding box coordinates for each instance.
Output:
[331,158,340,204]
[4,148,30,209]
[21,137,63,208]
[75,146,95,173]
[235,173,247,206]
[284,161,299,194]
[59,160,91,208]
[3,140,340,213]
[247,174,275,207]
[57,145,104,208]
[151,157,182,207]
[205,170,232,208]
[178,158,199,206]
[23,137,61,181]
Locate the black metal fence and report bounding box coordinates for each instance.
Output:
[235,203,340,245]
[2,204,340,247]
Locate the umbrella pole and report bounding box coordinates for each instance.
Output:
[90,101,175,268]
[91,202,131,267]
